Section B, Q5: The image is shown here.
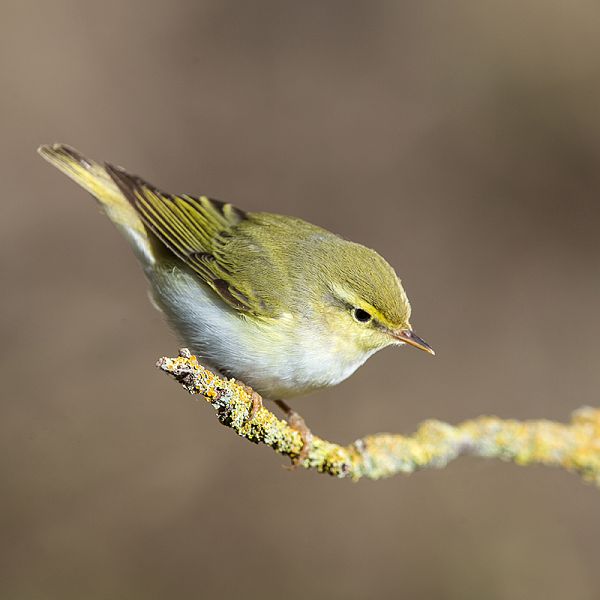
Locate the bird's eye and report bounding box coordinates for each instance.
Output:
[352,308,372,323]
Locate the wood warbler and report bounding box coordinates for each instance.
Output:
[39,144,433,456]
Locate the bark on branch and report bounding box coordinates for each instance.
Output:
[157,349,600,485]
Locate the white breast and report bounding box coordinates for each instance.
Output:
[147,267,375,399]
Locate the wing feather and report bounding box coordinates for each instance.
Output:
[105,164,267,315]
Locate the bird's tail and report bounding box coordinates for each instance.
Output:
[38,144,154,265]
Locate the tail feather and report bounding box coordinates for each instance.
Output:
[38,143,154,265]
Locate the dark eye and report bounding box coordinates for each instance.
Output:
[352,308,372,323]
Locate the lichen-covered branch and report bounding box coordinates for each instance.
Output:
[157,350,600,485]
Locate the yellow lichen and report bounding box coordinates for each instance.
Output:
[157,350,600,485]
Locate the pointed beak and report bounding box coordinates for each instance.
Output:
[392,329,435,355]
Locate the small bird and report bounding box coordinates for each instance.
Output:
[39,144,433,459]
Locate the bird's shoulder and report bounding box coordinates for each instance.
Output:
[220,211,342,313]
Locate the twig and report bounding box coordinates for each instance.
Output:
[157,349,600,485]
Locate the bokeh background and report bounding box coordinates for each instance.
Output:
[2,1,600,598]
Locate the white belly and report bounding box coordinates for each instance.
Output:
[148,267,374,399]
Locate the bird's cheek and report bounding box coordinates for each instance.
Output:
[359,329,391,353]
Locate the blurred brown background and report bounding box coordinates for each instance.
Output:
[2,1,600,598]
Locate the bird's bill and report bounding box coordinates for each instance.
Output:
[392,329,435,355]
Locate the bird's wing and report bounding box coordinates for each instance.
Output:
[106,164,274,317]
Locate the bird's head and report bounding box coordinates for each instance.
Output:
[312,241,434,358]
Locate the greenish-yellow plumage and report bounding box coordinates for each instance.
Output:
[38,143,433,402]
